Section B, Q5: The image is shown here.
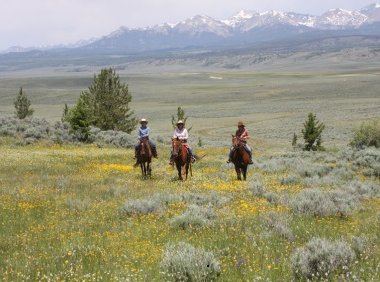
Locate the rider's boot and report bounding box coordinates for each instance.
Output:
[169,157,174,166]
[153,148,158,158]
[133,148,138,159]
[249,158,253,165]
[226,158,231,163]
[191,155,196,163]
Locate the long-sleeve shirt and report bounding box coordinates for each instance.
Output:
[138,126,150,139]
[173,128,188,141]
[236,128,249,142]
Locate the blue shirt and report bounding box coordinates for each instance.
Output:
[138,126,150,139]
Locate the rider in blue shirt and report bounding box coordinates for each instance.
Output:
[134,118,158,158]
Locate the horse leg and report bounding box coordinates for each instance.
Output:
[141,162,145,178]
[242,166,247,181]
[148,161,151,178]
[183,163,188,181]
[176,164,182,180]
[235,165,241,180]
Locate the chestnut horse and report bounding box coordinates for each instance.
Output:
[171,137,192,181]
[231,135,250,180]
[134,136,152,179]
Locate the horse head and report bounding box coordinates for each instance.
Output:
[140,136,150,156]
[231,134,240,149]
[171,137,181,157]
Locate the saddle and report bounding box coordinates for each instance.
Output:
[138,141,152,155]
[176,142,189,156]
[234,143,250,154]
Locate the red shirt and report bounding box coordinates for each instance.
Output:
[236,128,249,142]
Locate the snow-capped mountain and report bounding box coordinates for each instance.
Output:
[3,3,380,54]
[81,3,380,52]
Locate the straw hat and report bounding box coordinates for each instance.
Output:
[140,118,148,124]
[176,120,185,126]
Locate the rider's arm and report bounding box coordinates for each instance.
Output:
[138,128,143,139]
[144,127,150,137]
[182,129,188,140]
[240,129,249,141]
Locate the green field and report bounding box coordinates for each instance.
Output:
[1,55,380,280]
[0,137,379,281]
[1,67,380,148]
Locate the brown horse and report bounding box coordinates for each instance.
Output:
[134,136,152,179]
[231,135,250,180]
[171,137,193,181]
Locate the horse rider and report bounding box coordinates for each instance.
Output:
[227,121,253,164]
[169,120,196,165]
[134,118,158,158]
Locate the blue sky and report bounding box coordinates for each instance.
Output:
[0,0,375,51]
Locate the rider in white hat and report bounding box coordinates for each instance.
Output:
[169,120,196,165]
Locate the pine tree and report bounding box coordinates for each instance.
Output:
[301,113,325,151]
[14,87,34,119]
[66,99,94,142]
[171,106,192,131]
[79,68,138,133]
[61,103,70,122]
[292,133,298,147]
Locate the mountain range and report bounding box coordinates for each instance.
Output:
[2,3,380,54]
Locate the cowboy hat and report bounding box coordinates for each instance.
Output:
[140,118,148,124]
[176,120,185,126]
[237,121,245,127]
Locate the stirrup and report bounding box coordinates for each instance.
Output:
[226,159,231,163]
[249,159,253,164]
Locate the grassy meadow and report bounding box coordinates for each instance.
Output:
[1,64,380,280]
[0,136,379,281]
[1,67,380,147]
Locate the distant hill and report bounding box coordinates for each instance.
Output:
[1,3,380,72]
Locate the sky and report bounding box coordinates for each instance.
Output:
[0,0,376,51]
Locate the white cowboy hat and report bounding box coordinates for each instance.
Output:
[140,118,148,124]
[176,120,185,126]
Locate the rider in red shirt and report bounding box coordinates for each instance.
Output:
[227,121,253,164]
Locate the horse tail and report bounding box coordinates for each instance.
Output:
[194,154,206,161]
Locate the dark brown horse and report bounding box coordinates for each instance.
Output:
[134,136,152,179]
[171,137,193,181]
[231,135,250,180]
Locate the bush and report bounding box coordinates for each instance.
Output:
[260,211,293,238]
[170,205,217,230]
[118,198,162,216]
[351,235,369,256]
[291,237,355,280]
[247,180,266,197]
[290,189,358,217]
[118,192,180,216]
[350,119,380,148]
[160,242,221,281]
[280,173,301,185]
[88,127,135,148]
[181,191,230,207]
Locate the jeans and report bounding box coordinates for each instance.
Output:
[135,140,156,152]
[229,144,252,159]
[170,145,194,158]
